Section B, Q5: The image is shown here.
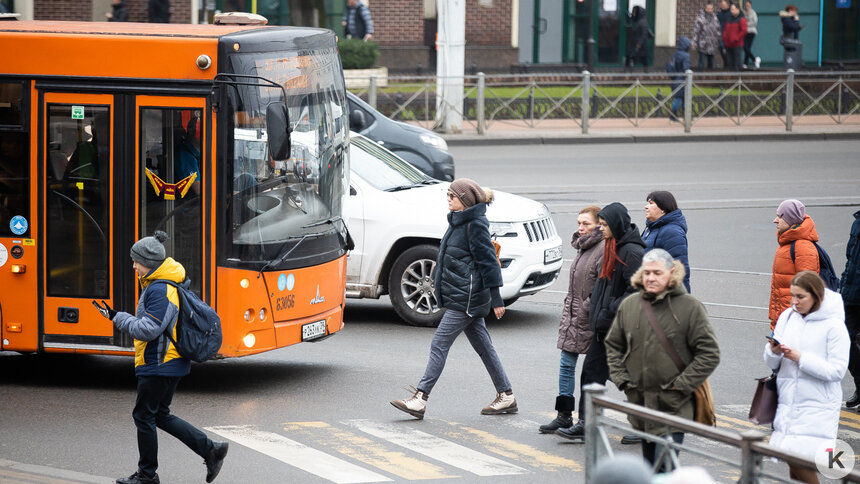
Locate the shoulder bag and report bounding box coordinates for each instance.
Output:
[641,299,717,426]
[748,372,778,425]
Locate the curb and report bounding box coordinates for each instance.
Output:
[442,130,860,146]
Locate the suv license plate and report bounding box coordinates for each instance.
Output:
[302,320,327,341]
[544,246,563,264]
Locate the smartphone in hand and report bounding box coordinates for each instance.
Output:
[766,336,780,346]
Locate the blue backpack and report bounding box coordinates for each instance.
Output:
[156,279,222,362]
[790,241,841,291]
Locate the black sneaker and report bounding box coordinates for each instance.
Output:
[556,420,585,441]
[621,434,643,444]
[847,391,860,408]
[205,441,229,483]
[116,471,160,484]
[539,413,573,434]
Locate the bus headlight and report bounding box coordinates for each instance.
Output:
[244,309,253,322]
[243,333,256,348]
[240,278,250,288]
[258,308,266,321]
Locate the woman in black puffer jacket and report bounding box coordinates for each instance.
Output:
[391,179,516,419]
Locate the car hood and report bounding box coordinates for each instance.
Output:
[385,182,550,223]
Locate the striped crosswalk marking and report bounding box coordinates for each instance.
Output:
[343,420,529,477]
[206,425,392,484]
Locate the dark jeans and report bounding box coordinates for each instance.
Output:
[134,376,213,477]
[697,53,714,70]
[642,432,685,472]
[577,332,609,419]
[726,46,743,69]
[847,304,860,388]
[743,33,757,65]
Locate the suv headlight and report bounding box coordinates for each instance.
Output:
[419,133,448,151]
[489,222,518,238]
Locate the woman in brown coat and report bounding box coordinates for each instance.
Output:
[769,199,820,329]
[539,206,605,433]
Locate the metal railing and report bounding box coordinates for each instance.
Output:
[582,384,860,483]
[348,70,860,134]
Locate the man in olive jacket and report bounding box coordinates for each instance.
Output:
[605,248,720,470]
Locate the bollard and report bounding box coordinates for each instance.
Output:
[582,71,590,134]
[785,69,794,132]
[583,383,607,482]
[528,83,535,123]
[476,72,485,135]
[369,76,377,110]
[684,70,693,133]
[739,430,767,483]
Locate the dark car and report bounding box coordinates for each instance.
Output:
[346,91,454,181]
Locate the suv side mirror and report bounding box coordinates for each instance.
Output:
[266,102,290,160]
[349,109,366,131]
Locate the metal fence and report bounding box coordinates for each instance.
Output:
[582,384,860,483]
[348,70,860,134]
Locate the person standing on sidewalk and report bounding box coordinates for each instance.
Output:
[716,0,732,68]
[722,3,748,70]
[557,202,645,440]
[692,1,721,70]
[769,199,820,330]
[539,206,604,434]
[606,249,720,471]
[390,179,517,419]
[743,1,760,68]
[93,231,228,484]
[841,209,860,408]
[668,36,692,122]
[341,0,374,41]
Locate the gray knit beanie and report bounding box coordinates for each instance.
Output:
[777,199,806,226]
[130,231,168,269]
[448,178,486,208]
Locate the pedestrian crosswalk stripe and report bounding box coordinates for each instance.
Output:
[442,423,583,472]
[282,422,458,480]
[343,419,529,477]
[206,425,392,484]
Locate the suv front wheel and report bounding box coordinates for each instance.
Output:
[388,245,444,327]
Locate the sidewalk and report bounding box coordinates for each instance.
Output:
[432,115,860,146]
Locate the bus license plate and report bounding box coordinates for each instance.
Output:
[544,246,563,264]
[302,320,327,341]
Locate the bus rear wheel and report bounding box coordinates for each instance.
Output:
[388,245,444,327]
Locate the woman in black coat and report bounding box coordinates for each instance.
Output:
[627,6,652,67]
[390,178,517,419]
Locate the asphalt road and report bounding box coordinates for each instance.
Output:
[2,139,859,484]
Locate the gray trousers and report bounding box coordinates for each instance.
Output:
[417,309,512,395]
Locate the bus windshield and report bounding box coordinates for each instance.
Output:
[224,46,349,269]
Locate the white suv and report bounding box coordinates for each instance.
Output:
[345,134,563,326]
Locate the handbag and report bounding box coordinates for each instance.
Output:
[748,373,778,425]
[641,299,717,426]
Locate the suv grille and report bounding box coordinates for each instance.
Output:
[522,217,557,243]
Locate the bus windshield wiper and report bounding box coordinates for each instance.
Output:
[259,234,310,275]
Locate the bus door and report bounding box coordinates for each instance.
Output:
[42,93,116,349]
[135,97,207,302]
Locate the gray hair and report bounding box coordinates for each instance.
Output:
[642,248,674,270]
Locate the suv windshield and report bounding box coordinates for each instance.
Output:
[223,47,349,269]
[350,136,434,190]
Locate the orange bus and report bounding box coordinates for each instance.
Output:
[0,16,350,358]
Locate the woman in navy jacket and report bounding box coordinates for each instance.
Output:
[391,178,516,419]
[642,191,691,292]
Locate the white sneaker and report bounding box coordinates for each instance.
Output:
[481,391,518,415]
[390,387,427,419]
[755,57,761,69]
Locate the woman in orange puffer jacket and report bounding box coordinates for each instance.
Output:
[769,199,819,329]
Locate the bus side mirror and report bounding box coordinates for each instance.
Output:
[349,109,366,131]
[266,102,290,160]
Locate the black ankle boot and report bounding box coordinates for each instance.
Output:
[539,395,575,433]
[556,419,585,440]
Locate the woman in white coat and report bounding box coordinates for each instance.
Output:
[764,270,849,484]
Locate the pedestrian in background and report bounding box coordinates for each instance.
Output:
[626,6,653,68]
[780,4,803,40]
[642,191,691,293]
[539,206,604,434]
[342,0,374,41]
[148,0,170,23]
[390,179,517,419]
[765,271,848,484]
[722,3,747,70]
[743,1,760,68]
[606,249,719,471]
[557,202,645,440]
[769,199,820,330]
[692,1,721,70]
[668,36,692,122]
[716,0,732,68]
[841,209,860,409]
[93,231,228,484]
[105,0,129,22]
